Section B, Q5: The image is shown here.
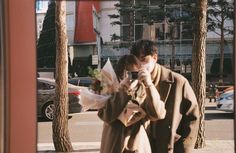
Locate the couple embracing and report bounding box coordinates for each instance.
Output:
[98,40,200,153]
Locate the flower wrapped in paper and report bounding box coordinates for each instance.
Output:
[80,58,146,127]
[79,58,119,111]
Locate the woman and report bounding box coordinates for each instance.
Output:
[98,55,166,153]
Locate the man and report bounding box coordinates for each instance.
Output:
[130,39,200,153]
[97,54,167,153]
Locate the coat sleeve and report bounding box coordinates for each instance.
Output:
[179,80,200,152]
[141,85,166,121]
[97,88,132,124]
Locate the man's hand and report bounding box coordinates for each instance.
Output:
[138,68,153,86]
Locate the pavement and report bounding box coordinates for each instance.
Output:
[38,100,235,153]
[37,140,234,153]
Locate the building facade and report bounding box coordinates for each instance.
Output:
[36,0,233,81]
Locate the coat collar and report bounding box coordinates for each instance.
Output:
[152,64,174,102]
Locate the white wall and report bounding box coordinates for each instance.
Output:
[36,1,48,13]
[36,13,46,38]
[66,1,76,45]
[99,1,120,43]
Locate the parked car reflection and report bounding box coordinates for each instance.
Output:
[68,77,92,87]
[216,87,234,112]
[37,77,82,120]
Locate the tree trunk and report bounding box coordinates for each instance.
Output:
[53,1,73,152]
[192,0,207,149]
[219,17,225,83]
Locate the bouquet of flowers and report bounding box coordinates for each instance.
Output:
[80,58,146,127]
[79,58,120,111]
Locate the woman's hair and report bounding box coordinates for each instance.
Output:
[130,39,158,58]
[115,54,141,81]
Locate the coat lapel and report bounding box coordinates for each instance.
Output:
[159,81,172,103]
[153,64,174,103]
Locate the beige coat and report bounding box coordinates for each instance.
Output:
[148,64,200,153]
[98,78,166,153]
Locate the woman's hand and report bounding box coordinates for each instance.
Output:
[120,77,138,93]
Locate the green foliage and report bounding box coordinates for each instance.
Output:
[88,67,102,80]
[207,0,234,35]
[110,33,121,41]
[88,67,103,93]
[108,14,120,18]
[109,0,196,42]
[37,1,56,68]
[111,21,122,26]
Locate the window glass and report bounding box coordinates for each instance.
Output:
[120,13,130,24]
[150,0,162,5]
[155,23,165,40]
[135,0,149,6]
[135,10,145,24]
[121,25,130,41]
[182,23,193,39]
[120,0,134,5]
[135,25,143,40]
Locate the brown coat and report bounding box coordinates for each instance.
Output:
[98,78,166,153]
[148,64,200,153]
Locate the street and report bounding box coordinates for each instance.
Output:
[38,111,103,143]
[38,99,234,152]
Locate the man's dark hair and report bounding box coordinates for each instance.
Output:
[130,39,158,58]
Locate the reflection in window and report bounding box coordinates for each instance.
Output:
[120,13,130,25]
[135,0,149,6]
[166,23,180,40]
[166,7,181,19]
[135,25,143,40]
[155,23,165,40]
[158,58,165,65]
[182,23,193,39]
[176,59,181,66]
[120,0,134,5]
[37,81,55,90]
[135,11,144,24]
[121,25,130,41]
[150,0,162,5]
[119,0,194,42]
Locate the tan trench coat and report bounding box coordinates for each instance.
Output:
[98,64,199,153]
[98,73,166,153]
[148,64,200,153]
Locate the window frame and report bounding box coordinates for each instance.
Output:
[0,0,5,152]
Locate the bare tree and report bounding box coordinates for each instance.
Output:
[192,0,207,149]
[53,1,73,152]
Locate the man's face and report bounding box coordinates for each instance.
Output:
[138,53,158,73]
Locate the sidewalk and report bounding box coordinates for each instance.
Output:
[38,140,234,153]
[37,142,100,153]
[193,140,234,153]
[38,100,234,153]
